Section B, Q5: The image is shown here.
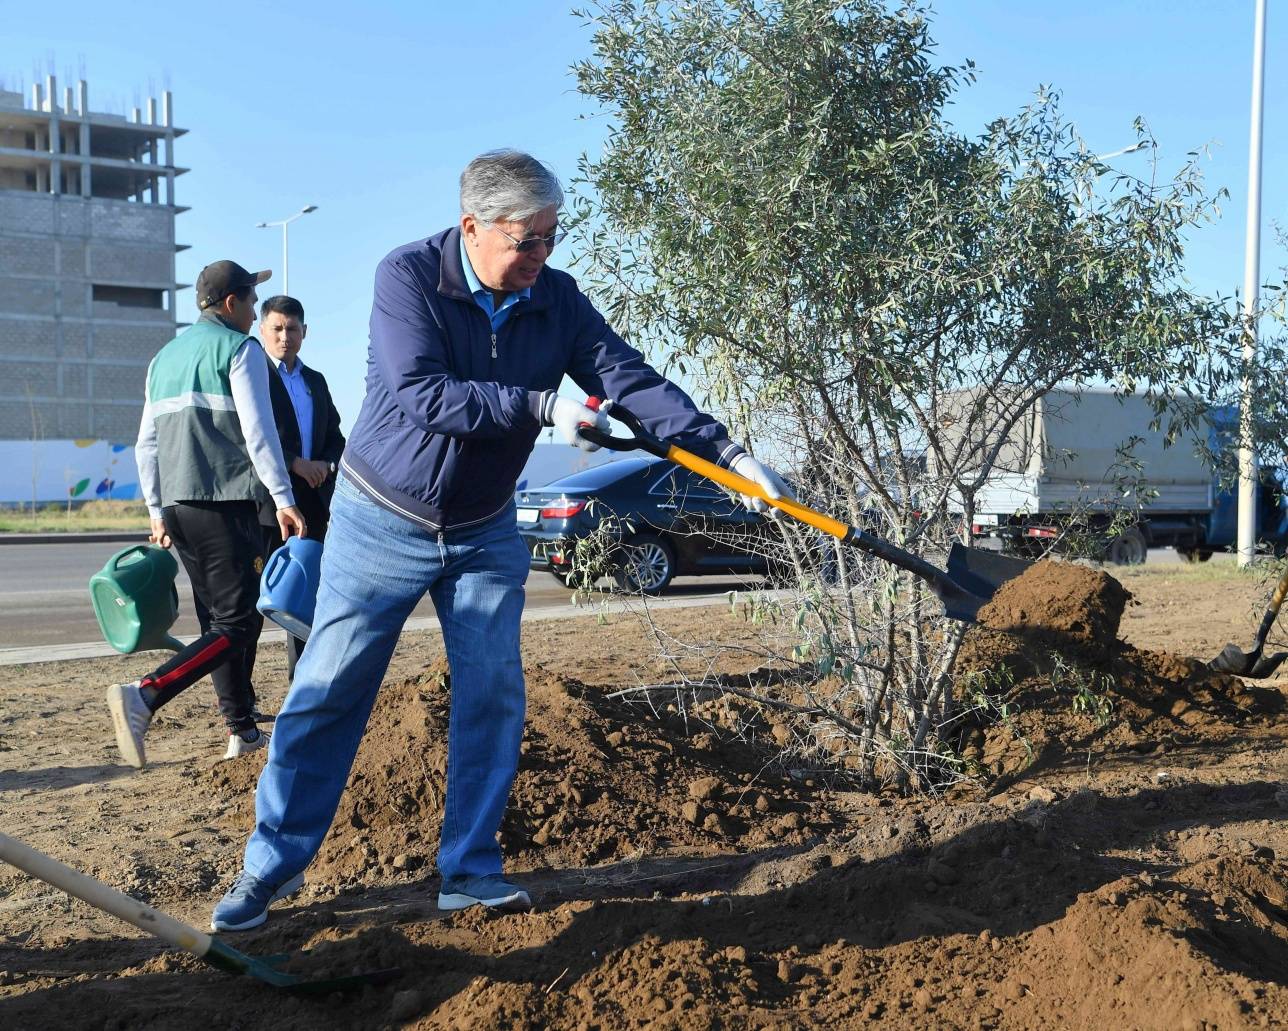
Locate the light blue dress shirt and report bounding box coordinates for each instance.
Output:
[273,357,314,461]
[459,235,530,332]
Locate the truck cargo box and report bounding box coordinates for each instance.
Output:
[964,388,1212,516]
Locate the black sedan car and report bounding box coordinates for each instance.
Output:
[516,456,776,593]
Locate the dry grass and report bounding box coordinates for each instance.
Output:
[0,499,149,533]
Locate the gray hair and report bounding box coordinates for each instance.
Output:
[459,149,564,224]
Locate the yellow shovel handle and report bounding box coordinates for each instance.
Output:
[663,445,851,541]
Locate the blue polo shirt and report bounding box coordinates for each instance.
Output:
[459,236,530,332]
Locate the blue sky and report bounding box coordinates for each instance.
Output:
[4,1,1284,429]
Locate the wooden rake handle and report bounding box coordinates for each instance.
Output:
[0,830,214,960]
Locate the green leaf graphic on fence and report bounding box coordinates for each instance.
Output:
[69,478,90,498]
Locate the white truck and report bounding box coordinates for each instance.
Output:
[955,388,1287,564]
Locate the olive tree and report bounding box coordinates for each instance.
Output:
[569,0,1282,789]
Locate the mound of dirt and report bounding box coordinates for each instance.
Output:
[209,659,831,887]
[956,560,1283,779]
[973,559,1132,665]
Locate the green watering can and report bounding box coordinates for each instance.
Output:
[89,544,184,654]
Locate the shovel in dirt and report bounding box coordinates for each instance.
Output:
[1208,565,1288,679]
[576,399,1032,623]
[0,831,399,993]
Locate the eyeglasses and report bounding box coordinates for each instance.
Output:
[488,223,567,254]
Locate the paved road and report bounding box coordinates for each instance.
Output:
[0,539,744,656]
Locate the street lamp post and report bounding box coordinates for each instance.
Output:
[1238,0,1268,568]
[255,205,318,296]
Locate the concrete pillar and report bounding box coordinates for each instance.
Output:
[32,79,49,191]
[77,81,91,197]
[46,75,61,194]
[128,107,144,201]
[146,98,159,203]
[162,91,175,206]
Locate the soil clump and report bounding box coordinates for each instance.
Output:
[956,559,1283,779]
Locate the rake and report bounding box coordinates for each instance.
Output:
[0,831,399,993]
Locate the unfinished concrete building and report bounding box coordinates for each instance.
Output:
[0,76,186,444]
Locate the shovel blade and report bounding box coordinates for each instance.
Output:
[934,580,991,624]
[938,545,1033,623]
[1208,642,1261,676]
[1208,643,1288,679]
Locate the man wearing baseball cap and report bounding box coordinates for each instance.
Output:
[106,260,307,769]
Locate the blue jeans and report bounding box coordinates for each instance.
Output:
[243,472,530,884]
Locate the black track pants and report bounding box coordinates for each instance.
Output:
[142,500,263,732]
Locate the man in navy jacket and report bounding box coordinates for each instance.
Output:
[212,149,790,931]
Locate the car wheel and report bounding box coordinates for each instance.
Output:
[614,534,676,595]
[1108,526,1148,566]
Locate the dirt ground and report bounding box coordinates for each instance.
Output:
[3,559,1288,1029]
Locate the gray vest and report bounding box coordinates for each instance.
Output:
[145,316,268,506]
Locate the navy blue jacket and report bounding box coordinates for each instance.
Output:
[340,227,744,532]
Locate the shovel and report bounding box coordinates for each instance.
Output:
[577,399,1032,623]
[1208,564,1288,678]
[0,831,399,993]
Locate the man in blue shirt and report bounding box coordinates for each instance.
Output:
[211,150,790,931]
[254,294,345,682]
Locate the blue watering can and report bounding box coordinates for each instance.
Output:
[89,544,184,654]
[257,536,323,639]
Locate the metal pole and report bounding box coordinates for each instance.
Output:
[1238,0,1268,567]
[282,222,290,296]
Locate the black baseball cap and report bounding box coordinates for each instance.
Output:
[195,260,272,310]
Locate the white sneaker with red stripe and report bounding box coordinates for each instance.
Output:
[223,727,269,760]
[106,681,152,770]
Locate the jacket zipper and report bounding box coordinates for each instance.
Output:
[491,332,497,359]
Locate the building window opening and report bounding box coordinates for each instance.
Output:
[92,284,164,309]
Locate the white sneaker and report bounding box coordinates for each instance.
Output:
[106,681,152,770]
[223,728,269,760]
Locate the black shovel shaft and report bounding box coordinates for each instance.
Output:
[838,525,966,597]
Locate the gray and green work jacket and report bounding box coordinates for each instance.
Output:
[135,312,294,519]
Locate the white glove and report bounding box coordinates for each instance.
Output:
[731,453,794,514]
[543,393,611,453]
